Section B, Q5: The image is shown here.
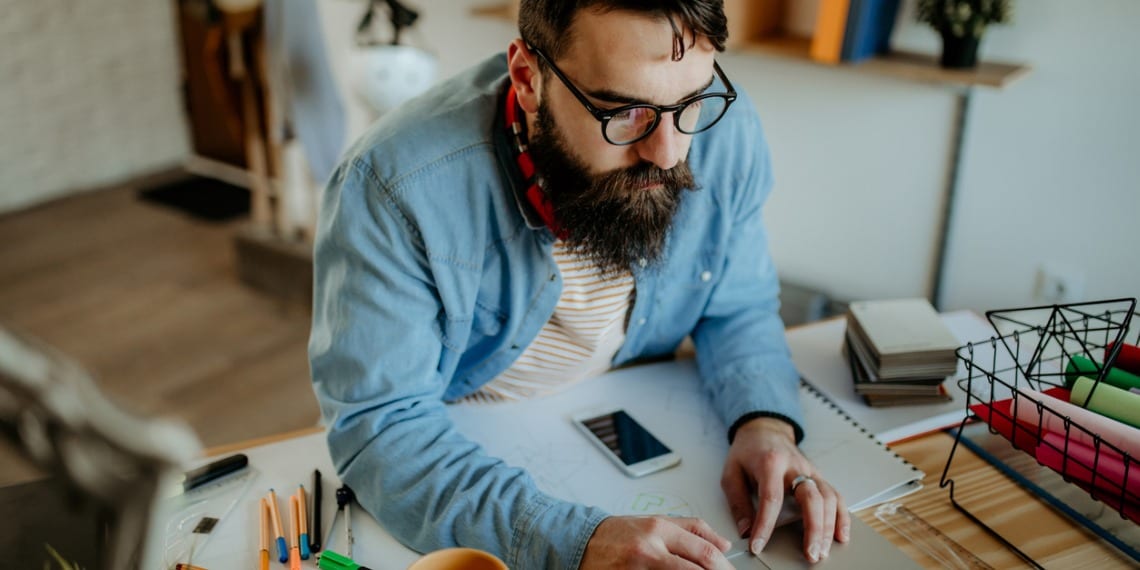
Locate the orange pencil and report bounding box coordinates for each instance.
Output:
[289,495,302,570]
[258,498,270,570]
[297,485,311,560]
[266,489,287,563]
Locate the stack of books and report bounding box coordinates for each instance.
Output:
[843,298,960,407]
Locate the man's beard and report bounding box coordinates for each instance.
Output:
[527,100,697,277]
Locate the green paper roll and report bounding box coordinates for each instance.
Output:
[1070,376,1140,429]
[1065,354,1140,392]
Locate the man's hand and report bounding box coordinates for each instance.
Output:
[720,417,850,563]
[580,516,734,569]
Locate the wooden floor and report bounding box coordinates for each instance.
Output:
[0,183,320,455]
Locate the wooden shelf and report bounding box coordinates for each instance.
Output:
[471,3,514,21]
[471,3,1031,91]
[738,35,1030,90]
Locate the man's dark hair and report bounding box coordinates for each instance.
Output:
[519,0,728,63]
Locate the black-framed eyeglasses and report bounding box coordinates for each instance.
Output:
[530,46,737,146]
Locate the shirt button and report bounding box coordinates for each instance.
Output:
[700,271,712,282]
[638,258,648,268]
[637,317,647,326]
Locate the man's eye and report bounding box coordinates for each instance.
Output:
[611,107,653,123]
[611,108,634,121]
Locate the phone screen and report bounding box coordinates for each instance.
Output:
[579,410,672,465]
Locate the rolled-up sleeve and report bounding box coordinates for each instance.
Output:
[310,160,606,569]
[690,112,803,443]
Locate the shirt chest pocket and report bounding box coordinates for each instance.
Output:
[434,302,505,353]
[471,301,507,338]
[669,245,723,291]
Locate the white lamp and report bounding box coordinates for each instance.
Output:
[350,0,437,118]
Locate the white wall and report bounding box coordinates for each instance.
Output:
[758,0,1140,311]
[7,0,1135,314]
[894,1,1140,311]
[0,0,189,213]
[391,0,1137,313]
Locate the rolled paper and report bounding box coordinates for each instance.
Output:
[1065,354,1140,392]
[1070,376,1140,429]
[1037,432,1139,500]
[1012,387,1140,460]
[1107,341,1140,377]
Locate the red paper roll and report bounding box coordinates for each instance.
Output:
[1107,341,1140,376]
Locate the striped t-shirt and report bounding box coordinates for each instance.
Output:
[467,241,634,402]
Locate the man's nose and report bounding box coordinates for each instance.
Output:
[634,116,683,171]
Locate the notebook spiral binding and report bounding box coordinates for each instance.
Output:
[800,379,922,473]
[940,298,1140,568]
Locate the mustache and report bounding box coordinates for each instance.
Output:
[578,161,697,204]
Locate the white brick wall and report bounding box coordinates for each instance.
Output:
[0,0,190,213]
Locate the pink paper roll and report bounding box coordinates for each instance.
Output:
[1011,388,1140,460]
[1036,432,1139,502]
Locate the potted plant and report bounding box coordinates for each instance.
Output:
[917,0,1012,69]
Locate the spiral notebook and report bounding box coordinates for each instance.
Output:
[797,379,925,511]
[448,359,925,544]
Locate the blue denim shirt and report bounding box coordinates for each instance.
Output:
[310,54,802,570]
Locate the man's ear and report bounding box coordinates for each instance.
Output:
[507,39,541,114]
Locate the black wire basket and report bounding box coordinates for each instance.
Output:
[941,298,1140,567]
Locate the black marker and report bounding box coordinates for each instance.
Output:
[182,453,249,491]
[310,469,323,552]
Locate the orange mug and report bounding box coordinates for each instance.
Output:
[406,547,508,570]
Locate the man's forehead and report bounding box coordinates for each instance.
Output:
[560,9,717,104]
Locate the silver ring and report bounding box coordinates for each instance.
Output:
[790,474,816,494]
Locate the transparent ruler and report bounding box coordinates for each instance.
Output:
[875,502,993,570]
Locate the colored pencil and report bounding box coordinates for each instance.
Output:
[297,485,311,559]
[266,489,288,563]
[289,494,302,570]
[259,498,270,570]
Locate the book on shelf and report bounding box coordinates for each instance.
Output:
[840,0,902,62]
[810,0,852,63]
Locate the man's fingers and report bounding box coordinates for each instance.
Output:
[662,519,734,570]
[749,465,785,555]
[794,476,825,563]
[835,493,852,544]
[817,481,839,559]
[720,466,755,539]
[672,517,732,552]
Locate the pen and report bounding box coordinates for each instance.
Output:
[336,485,356,559]
[310,469,322,552]
[298,485,311,560]
[259,498,270,570]
[182,453,248,491]
[266,489,288,563]
[289,494,302,570]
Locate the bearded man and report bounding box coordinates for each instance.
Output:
[310,1,847,568]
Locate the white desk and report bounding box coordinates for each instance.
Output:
[167,315,1137,569]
